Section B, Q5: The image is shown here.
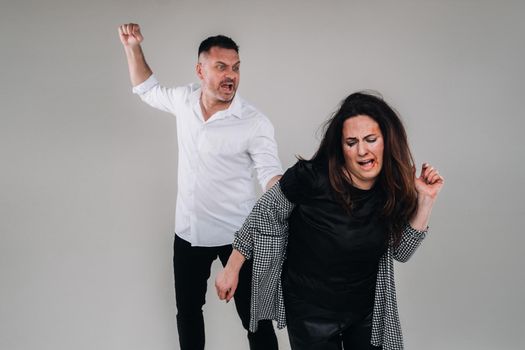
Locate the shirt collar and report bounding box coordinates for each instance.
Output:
[228,94,243,119]
[189,86,243,120]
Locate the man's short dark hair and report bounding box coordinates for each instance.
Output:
[198,35,239,57]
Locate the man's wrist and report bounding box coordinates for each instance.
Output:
[124,44,143,57]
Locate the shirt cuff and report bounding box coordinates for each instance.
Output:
[232,237,253,260]
[404,223,428,240]
[132,74,159,94]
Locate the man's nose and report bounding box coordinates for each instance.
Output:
[224,67,237,79]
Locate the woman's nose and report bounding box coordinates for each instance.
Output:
[357,142,368,156]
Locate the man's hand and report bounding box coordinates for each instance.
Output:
[118,23,144,47]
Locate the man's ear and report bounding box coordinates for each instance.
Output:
[195,62,204,80]
[196,62,203,80]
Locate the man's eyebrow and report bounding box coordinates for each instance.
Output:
[214,60,241,66]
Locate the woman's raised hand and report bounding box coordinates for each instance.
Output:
[414,163,444,201]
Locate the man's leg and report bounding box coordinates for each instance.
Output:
[218,246,278,350]
[173,234,217,350]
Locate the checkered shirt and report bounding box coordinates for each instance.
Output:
[233,182,427,350]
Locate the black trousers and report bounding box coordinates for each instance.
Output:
[173,234,278,350]
[284,289,382,350]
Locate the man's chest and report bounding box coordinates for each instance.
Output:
[178,114,255,157]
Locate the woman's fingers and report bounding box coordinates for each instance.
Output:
[225,285,237,302]
[420,163,443,184]
[429,172,444,185]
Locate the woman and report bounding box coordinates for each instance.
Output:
[215,92,444,350]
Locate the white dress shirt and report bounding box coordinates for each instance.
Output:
[133,75,283,246]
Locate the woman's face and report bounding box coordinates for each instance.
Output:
[341,115,384,190]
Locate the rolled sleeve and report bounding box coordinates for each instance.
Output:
[132,75,186,114]
[233,227,254,260]
[393,223,428,262]
[132,74,159,94]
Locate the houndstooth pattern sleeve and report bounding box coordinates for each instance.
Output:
[232,183,295,260]
[233,216,255,261]
[393,224,428,263]
[371,224,428,349]
[232,183,295,332]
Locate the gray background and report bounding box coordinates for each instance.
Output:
[1,0,524,349]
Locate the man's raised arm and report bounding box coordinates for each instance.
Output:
[118,23,153,87]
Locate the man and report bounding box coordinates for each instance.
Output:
[118,23,281,350]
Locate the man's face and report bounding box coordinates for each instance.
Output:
[196,46,240,103]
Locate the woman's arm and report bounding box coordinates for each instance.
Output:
[215,183,295,302]
[394,163,444,262]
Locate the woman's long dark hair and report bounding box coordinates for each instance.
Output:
[310,92,417,245]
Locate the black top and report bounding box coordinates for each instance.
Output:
[280,160,388,312]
